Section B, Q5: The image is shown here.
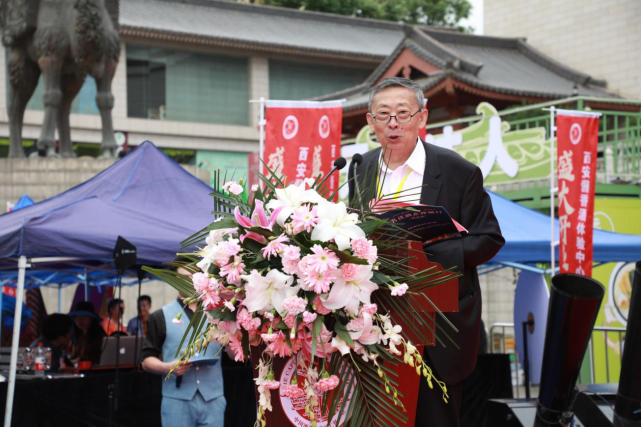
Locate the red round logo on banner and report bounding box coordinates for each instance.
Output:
[570,123,582,145]
[279,357,352,427]
[283,115,299,140]
[319,115,330,139]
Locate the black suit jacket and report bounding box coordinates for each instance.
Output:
[348,140,505,384]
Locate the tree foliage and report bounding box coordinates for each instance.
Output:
[245,0,473,31]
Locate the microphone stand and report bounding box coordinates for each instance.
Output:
[351,154,363,212]
[133,268,145,370]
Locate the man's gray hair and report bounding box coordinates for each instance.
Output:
[368,77,424,112]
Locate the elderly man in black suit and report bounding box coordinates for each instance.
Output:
[348,77,505,426]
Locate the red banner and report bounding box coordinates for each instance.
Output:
[264,101,342,196]
[557,111,600,276]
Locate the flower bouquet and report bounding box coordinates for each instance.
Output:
[144,169,460,427]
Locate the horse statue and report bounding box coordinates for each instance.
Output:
[1,0,120,158]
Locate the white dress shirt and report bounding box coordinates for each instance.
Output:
[378,138,425,204]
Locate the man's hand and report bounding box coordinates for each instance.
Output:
[167,360,192,376]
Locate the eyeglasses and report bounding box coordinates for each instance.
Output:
[371,110,422,124]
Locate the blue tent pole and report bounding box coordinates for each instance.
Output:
[4,256,27,427]
[85,271,89,301]
[58,284,62,313]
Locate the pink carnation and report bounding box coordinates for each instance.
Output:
[262,380,280,390]
[361,303,378,315]
[340,263,360,281]
[237,309,261,332]
[281,245,302,275]
[223,238,241,257]
[282,296,307,315]
[302,311,317,324]
[313,296,332,315]
[351,238,378,264]
[191,272,210,293]
[346,317,364,332]
[283,314,297,329]
[391,283,409,296]
[307,245,340,273]
[314,375,340,393]
[281,384,306,399]
[223,181,244,196]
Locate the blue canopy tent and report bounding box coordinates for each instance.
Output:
[12,195,34,212]
[484,191,641,274]
[0,141,219,425]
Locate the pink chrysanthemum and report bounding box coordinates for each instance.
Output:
[281,384,306,399]
[313,296,332,315]
[291,205,319,233]
[219,256,246,285]
[314,375,340,393]
[302,311,317,324]
[307,245,339,273]
[268,332,293,357]
[340,263,360,281]
[261,234,289,260]
[303,269,335,294]
[229,335,245,362]
[351,238,378,264]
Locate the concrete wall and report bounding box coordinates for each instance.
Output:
[485,0,641,99]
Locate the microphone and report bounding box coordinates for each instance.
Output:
[316,157,347,189]
[351,154,363,205]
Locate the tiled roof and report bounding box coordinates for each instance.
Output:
[119,0,616,104]
[120,0,405,58]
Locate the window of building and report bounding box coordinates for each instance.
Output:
[126,45,249,126]
[23,76,99,115]
[269,60,372,100]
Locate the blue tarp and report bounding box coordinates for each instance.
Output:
[0,141,216,266]
[12,195,34,211]
[489,191,641,263]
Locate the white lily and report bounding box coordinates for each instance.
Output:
[311,201,365,250]
[265,183,324,226]
[331,335,351,355]
[241,269,298,314]
[321,264,378,315]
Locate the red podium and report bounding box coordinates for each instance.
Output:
[252,240,459,426]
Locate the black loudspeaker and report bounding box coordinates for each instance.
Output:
[535,274,605,426]
[113,236,137,273]
[614,261,641,427]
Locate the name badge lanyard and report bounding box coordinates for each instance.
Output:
[377,167,412,200]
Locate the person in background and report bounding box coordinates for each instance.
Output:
[127,295,152,336]
[101,298,127,336]
[142,264,226,427]
[31,313,73,372]
[69,301,107,365]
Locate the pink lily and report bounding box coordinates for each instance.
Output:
[234,200,283,243]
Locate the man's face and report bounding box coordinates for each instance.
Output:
[366,86,428,156]
[139,300,151,317]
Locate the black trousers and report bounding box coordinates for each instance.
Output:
[414,351,464,427]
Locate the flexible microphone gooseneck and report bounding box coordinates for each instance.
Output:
[316,157,347,189]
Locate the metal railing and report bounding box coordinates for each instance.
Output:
[424,96,641,184]
[489,322,626,397]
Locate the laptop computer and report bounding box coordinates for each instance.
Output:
[96,336,143,367]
